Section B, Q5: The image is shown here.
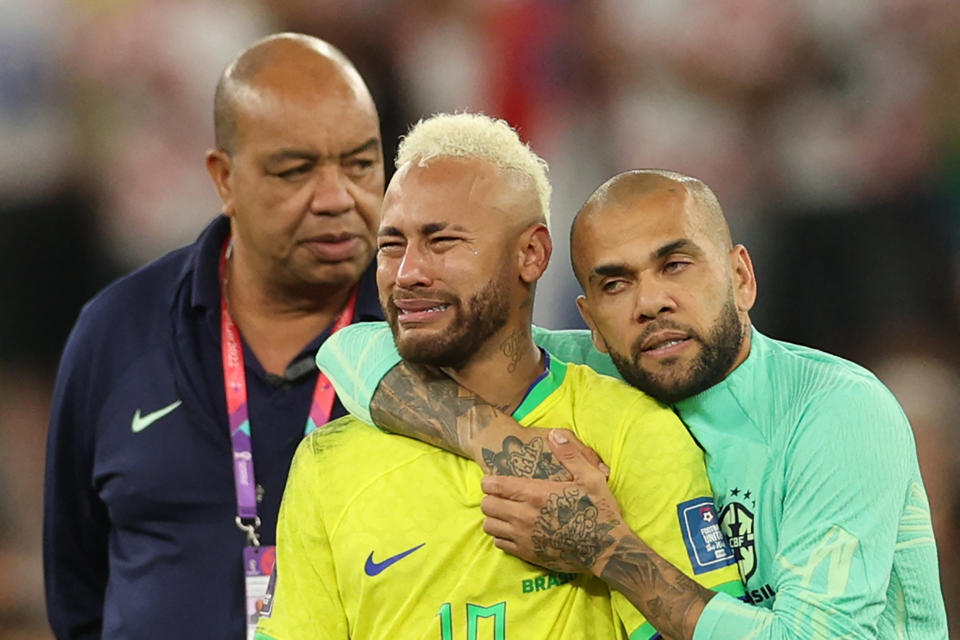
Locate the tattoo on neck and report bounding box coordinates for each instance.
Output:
[531,487,618,568]
[500,329,525,373]
[481,436,567,479]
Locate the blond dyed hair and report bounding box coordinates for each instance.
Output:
[395,112,552,228]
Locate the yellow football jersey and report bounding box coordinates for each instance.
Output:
[256,354,743,640]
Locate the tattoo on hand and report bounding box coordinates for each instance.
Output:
[531,487,618,569]
[481,436,567,479]
[500,329,525,373]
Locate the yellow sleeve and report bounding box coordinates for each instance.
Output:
[568,370,744,639]
[255,436,349,640]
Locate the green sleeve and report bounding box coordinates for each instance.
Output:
[695,384,945,639]
[530,327,622,378]
[316,322,401,425]
[316,323,622,426]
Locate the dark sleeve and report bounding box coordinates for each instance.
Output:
[43,312,110,639]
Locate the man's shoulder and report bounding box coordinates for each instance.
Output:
[546,357,694,460]
[560,358,668,414]
[757,332,894,404]
[290,417,459,511]
[748,332,907,441]
[300,416,439,462]
[86,247,191,315]
[68,218,223,351]
[64,247,188,347]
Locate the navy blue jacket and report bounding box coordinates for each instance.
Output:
[43,215,382,639]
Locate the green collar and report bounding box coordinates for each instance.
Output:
[513,352,567,421]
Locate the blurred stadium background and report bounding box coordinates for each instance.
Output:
[1,0,958,637]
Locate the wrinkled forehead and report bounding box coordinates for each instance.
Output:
[574,186,690,248]
[572,186,724,279]
[381,158,530,231]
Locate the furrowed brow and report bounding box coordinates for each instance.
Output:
[421,222,451,235]
[341,138,380,158]
[266,149,318,164]
[589,263,635,285]
[653,239,704,260]
[378,225,403,238]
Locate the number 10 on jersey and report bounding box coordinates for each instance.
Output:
[437,601,506,639]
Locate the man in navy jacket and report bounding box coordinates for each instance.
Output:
[43,33,385,639]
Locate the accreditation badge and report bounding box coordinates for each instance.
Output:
[244,545,276,640]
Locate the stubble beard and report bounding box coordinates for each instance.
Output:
[387,275,511,369]
[608,295,744,405]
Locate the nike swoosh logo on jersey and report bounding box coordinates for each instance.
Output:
[131,400,183,433]
[364,543,425,576]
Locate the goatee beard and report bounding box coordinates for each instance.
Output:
[386,276,510,369]
[609,296,743,405]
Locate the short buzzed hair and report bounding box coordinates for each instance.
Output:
[213,33,361,155]
[395,113,552,228]
[570,169,733,284]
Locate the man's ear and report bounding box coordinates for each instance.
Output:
[729,244,757,313]
[205,149,236,217]
[517,223,552,284]
[576,295,610,354]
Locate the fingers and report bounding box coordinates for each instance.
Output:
[481,513,515,541]
[565,433,611,479]
[480,493,525,520]
[481,474,553,501]
[490,535,520,556]
[547,429,611,480]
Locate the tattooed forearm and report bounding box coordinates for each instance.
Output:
[499,329,525,373]
[599,534,715,640]
[481,436,567,479]
[370,361,574,479]
[528,487,619,570]
[370,361,491,458]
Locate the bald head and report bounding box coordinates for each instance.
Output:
[213,33,375,155]
[570,169,731,284]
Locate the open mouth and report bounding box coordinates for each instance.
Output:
[393,300,453,324]
[640,332,693,357]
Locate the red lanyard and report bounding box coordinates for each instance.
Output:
[219,237,357,536]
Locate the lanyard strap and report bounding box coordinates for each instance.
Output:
[219,237,357,539]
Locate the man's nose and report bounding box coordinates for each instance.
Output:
[309,165,354,215]
[633,275,676,321]
[395,243,433,288]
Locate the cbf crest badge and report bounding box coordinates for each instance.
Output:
[719,499,756,580]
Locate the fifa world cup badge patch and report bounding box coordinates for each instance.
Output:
[677,497,737,575]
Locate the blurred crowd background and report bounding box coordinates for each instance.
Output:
[1,0,958,637]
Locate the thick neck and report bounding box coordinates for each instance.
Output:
[226,240,353,318]
[223,245,354,375]
[441,323,544,414]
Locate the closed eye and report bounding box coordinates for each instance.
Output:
[274,164,311,180]
[344,157,378,179]
[429,236,464,250]
[377,239,404,254]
